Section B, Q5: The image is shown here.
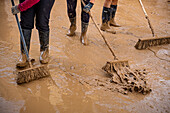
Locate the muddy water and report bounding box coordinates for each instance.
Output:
[0,0,170,113]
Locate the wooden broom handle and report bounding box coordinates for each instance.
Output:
[81,0,118,60]
[139,0,155,37]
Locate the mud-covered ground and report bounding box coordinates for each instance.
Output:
[0,0,170,113]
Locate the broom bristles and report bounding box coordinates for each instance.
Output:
[16,65,50,84]
[102,61,152,95]
[135,36,170,50]
[102,61,129,76]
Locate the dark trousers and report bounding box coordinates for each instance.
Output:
[66,0,90,23]
[20,0,55,31]
[19,0,54,53]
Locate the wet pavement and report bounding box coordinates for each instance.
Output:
[0,0,170,113]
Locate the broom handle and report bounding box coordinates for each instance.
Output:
[11,0,30,62]
[138,0,155,37]
[81,0,118,60]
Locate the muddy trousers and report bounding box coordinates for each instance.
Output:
[19,0,55,53]
[66,0,90,24]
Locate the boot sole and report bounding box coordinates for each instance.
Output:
[110,24,121,27]
[101,29,116,34]
[66,32,75,36]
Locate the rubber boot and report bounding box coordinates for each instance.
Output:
[67,17,76,36]
[110,5,120,27]
[16,29,32,68]
[39,30,49,64]
[16,53,28,68]
[110,18,120,27]
[101,21,116,34]
[100,7,116,34]
[80,22,88,45]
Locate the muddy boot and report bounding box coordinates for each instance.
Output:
[39,30,49,64]
[16,29,32,68]
[101,22,116,34]
[16,53,28,68]
[110,18,120,27]
[80,22,89,45]
[110,5,120,27]
[100,7,116,34]
[67,17,76,36]
[40,48,49,64]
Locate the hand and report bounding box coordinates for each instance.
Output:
[11,5,20,15]
[83,2,94,13]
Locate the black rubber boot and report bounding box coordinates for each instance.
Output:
[16,29,32,68]
[110,5,120,27]
[80,21,89,45]
[67,17,76,36]
[39,30,49,64]
[100,7,116,34]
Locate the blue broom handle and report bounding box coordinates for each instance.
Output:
[11,0,30,61]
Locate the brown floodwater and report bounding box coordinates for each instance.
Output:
[0,0,169,113]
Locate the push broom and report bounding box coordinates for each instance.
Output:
[134,0,170,50]
[11,0,50,84]
[81,0,129,69]
[81,0,151,94]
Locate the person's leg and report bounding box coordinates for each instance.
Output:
[100,0,116,34]
[36,0,55,64]
[66,0,77,36]
[17,0,35,68]
[80,0,90,45]
[110,0,120,27]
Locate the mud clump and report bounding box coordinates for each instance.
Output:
[102,62,152,95]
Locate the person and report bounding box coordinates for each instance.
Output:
[11,0,55,67]
[100,0,120,34]
[66,0,95,45]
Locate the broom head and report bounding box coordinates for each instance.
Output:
[135,36,170,50]
[102,60,152,94]
[16,65,50,84]
[102,60,129,74]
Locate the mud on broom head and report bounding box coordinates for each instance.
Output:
[135,37,170,50]
[16,65,50,84]
[102,61,129,73]
[102,61,152,95]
